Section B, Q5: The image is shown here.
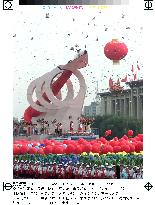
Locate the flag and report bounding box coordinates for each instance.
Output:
[109,77,113,88]
[137,64,140,70]
[131,65,134,72]
[134,73,137,81]
[121,75,127,82]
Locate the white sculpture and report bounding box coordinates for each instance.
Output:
[26,51,88,133]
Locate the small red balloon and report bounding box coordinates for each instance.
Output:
[127,130,134,136]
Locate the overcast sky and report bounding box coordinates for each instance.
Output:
[13,5,143,119]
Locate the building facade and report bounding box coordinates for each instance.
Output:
[97,80,143,119]
[83,102,98,117]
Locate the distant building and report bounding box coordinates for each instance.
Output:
[97,80,143,119]
[83,102,98,117]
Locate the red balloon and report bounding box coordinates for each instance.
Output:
[109,140,117,147]
[53,146,64,154]
[74,145,83,154]
[122,135,128,140]
[37,148,45,155]
[100,137,107,144]
[127,130,134,136]
[101,145,113,154]
[121,145,130,153]
[104,39,128,62]
[44,145,53,155]
[135,142,143,152]
[20,145,29,155]
[113,146,122,153]
[65,144,75,154]
[114,137,118,141]
[92,145,100,153]
[129,144,135,152]
[105,130,112,137]
[29,147,37,154]
[13,144,20,155]
[44,140,52,146]
[82,143,92,153]
[137,134,143,140]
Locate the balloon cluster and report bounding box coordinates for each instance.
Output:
[13,130,143,155]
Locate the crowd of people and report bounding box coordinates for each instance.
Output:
[13,117,94,137]
[13,160,143,179]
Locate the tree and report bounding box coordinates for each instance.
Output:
[91,115,143,138]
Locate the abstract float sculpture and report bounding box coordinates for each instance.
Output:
[24,51,88,133]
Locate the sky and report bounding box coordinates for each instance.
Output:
[13,5,143,119]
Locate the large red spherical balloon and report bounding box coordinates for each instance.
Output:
[20,145,29,155]
[44,145,53,155]
[13,144,20,155]
[29,147,37,154]
[104,39,128,62]
[113,146,122,153]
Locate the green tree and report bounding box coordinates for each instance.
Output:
[91,115,143,139]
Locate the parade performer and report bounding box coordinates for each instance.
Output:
[70,121,74,133]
